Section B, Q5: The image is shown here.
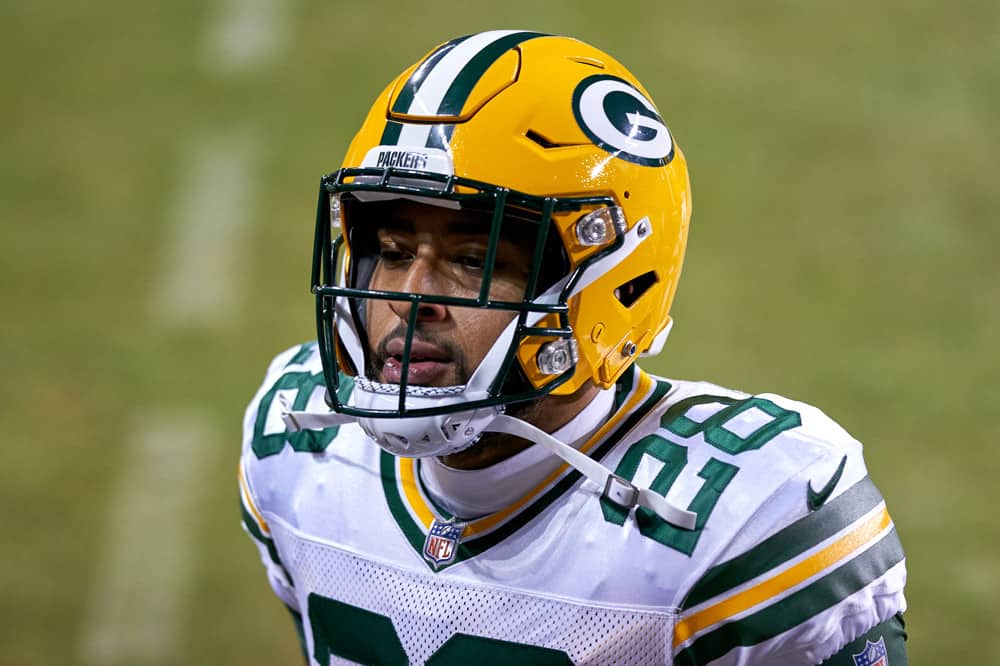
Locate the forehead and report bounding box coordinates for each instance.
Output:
[348,198,538,239]
[378,200,488,235]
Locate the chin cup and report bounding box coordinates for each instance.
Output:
[352,384,503,458]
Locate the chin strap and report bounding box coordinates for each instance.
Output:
[485,415,697,531]
[281,405,354,431]
[281,402,697,531]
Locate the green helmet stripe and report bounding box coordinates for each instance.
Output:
[382,30,548,149]
[425,123,453,150]
[390,34,470,115]
[435,31,546,117]
[378,120,404,145]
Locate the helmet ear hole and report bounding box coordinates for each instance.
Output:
[614,271,658,307]
[531,222,571,298]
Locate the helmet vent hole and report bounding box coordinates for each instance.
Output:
[624,190,630,199]
[569,56,605,69]
[525,129,568,149]
[615,271,658,307]
[525,129,557,148]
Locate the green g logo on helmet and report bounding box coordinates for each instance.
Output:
[572,74,675,167]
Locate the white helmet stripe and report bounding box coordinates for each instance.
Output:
[404,30,522,116]
[391,30,545,148]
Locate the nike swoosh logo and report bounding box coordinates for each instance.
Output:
[807,455,848,512]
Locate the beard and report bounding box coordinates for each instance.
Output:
[365,322,470,386]
[363,319,552,468]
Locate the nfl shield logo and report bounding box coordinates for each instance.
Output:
[423,519,465,569]
[852,636,888,666]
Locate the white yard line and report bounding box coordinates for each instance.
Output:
[152,129,258,328]
[83,128,257,657]
[80,2,291,659]
[79,412,215,665]
[202,0,291,75]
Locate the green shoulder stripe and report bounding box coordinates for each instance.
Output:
[674,527,905,666]
[683,476,884,610]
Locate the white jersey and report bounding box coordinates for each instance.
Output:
[239,343,907,665]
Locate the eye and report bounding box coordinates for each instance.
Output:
[378,248,411,266]
[454,254,486,271]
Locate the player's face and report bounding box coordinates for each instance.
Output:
[363,200,532,387]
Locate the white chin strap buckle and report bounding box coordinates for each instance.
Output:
[603,474,641,509]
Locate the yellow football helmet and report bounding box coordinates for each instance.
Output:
[310,30,692,457]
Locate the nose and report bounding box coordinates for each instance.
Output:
[388,297,448,323]
[387,256,449,323]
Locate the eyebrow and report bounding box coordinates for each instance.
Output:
[378,217,498,238]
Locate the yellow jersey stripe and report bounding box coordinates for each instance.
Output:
[673,504,892,647]
[399,456,436,529]
[239,462,270,534]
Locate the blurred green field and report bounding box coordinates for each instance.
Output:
[2,1,997,663]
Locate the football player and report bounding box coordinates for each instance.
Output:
[240,31,907,664]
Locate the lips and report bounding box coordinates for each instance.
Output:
[381,339,452,385]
